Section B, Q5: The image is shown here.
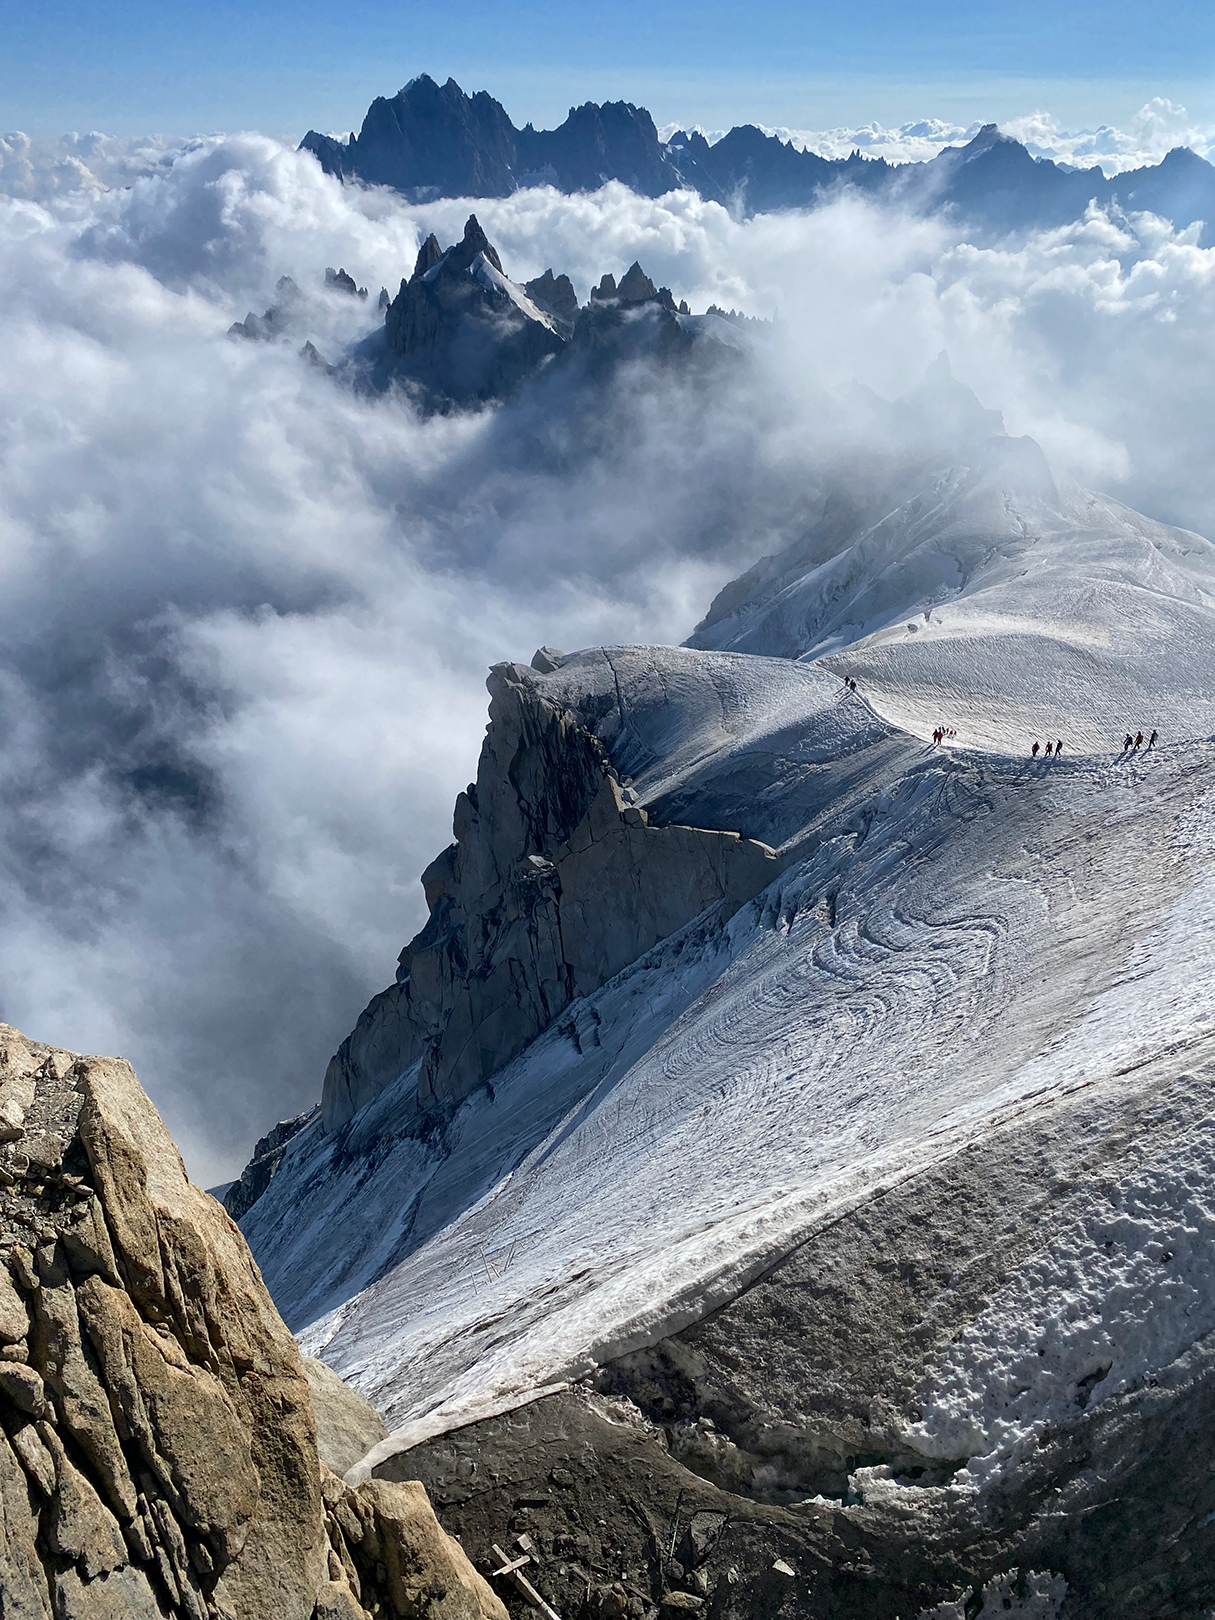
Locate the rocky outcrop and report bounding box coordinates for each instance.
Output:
[0,1023,507,1620]
[304,1357,389,1478]
[227,274,301,341]
[324,267,366,297]
[319,661,780,1133]
[372,215,565,406]
[222,1111,313,1220]
[347,212,742,407]
[572,265,691,372]
[523,269,579,334]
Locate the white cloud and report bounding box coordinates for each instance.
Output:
[656,102,1215,173]
[3,136,1215,1182]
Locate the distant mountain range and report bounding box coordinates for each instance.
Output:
[303,74,1215,239]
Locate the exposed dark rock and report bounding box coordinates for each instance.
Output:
[223,1109,313,1219]
[325,267,367,298]
[301,75,1215,242]
[615,261,658,303]
[523,269,579,333]
[371,215,564,406]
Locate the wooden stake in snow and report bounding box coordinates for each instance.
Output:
[491,1543,564,1620]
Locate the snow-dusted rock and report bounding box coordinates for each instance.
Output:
[364,215,565,406]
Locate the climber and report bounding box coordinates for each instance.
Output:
[1055,740,1063,756]
[1148,730,1158,748]
[1134,731,1144,749]
[1031,741,1040,757]
[1044,741,1053,756]
[1123,734,1133,751]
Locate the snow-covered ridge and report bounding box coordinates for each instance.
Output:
[241,419,1215,1489]
[691,427,1215,754]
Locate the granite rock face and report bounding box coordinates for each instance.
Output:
[0,1023,507,1620]
[320,661,780,1133]
[303,1357,389,1478]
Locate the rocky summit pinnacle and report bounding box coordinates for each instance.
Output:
[369,214,564,405]
[351,217,737,406]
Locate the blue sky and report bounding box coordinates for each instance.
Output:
[2,0,1214,137]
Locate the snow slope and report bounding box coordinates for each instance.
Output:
[690,433,1215,755]
[244,614,1215,1473]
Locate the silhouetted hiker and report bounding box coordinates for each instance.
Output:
[1044,741,1053,756]
[1031,741,1040,757]
[1134,731,1144,749]
[1124,734,1133,751]
[1148,730,1157,748]
[1055,740,1063,756]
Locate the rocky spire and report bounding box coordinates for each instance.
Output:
[411,233,444,281]
[449,213,504,274]
[616,261,658,303]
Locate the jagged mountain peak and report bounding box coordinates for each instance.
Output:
[301,76,1215,243]
[447,212,504,274]
[411,231,443,279]
[616,261,659,302]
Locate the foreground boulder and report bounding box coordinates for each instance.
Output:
[0,1023,506,1620]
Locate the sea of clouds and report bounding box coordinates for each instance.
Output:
[3,132,1215,1183]
[724,96,1215,171]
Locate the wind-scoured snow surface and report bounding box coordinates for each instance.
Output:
[244,447,1215,1471]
